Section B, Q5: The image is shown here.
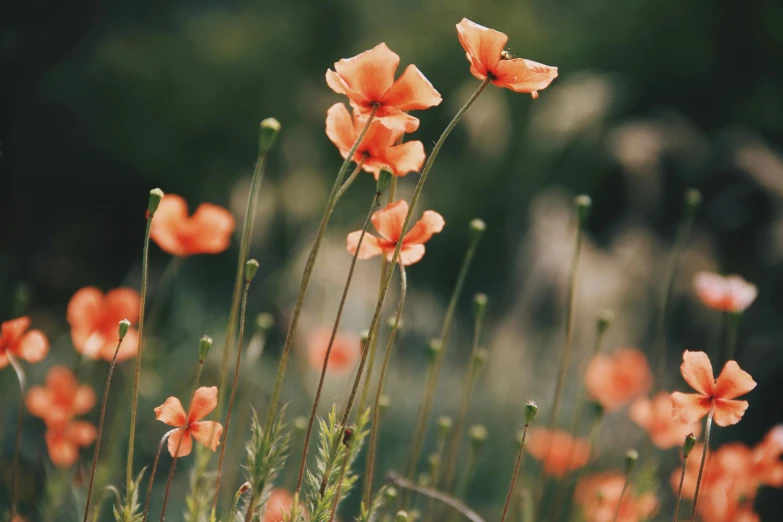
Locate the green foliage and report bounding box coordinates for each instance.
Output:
[114,467,147,522]
[356,485,393,522]
[184,445,217,522]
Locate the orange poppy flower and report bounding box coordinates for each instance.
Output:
[45,419,97,467]
[154,386,223,458]
[575,471,659,522]
[326,43,442,132]
[629,392,701,449]
[307,328,361,374]
[26,366,96,427]
[150,194,236,257]
[67,287,140,362]
[584,348,653,412]
[751,425,783,487]
[325,103,426,178]
[346,200,444,266]
[693,272,757,313]
[0,317,49,368]
[456,19,558,98]
[527,428,590,477]
[263,488,294,522]
[670,351,756,427]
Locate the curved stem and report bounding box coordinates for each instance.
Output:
[143,430,176,522]
[334,157,367,202]
[295,189,381,496]
[8,353,26,519]
[501,423,530,522]
[672,455,689,522]
[387,474,486,522]
[690,407,714,522]
[611,474,631,522]
[84,335,127,522]
[264,107,379,438]
[363,265,407,505]
[230,484,250,521]
[320,78,491,497]
[92,486,122,522]
[127,216,153,490]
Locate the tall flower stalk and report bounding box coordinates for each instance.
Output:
[689,407,714,522]
[500,402,537,522]
[611,450,638,522]
[672,434,697,522]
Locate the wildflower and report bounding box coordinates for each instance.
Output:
[584,348,653,412]
[150,194,236,256]
[670,351,756,427]
[629,392,701,449]
[751,425,783,486]
[575,471,658,522]
[154,386,223,457]
[455,19,558,98]
[26,366,96,427]
[326,43,442,132]
[0,317,49,368]
[263,489,294,522]
[67,287,140,361]
[325,103,426,177]
[527,428,590,477]
[45,420,97,467]
[346,200,445,266]
[307,328,361,374]
[693,272,757,313]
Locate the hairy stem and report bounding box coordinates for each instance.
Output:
[501,423,530,522]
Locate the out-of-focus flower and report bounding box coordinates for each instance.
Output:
[154,386,223,457]
[45,419,97,467]
[326,43,442,132]
[629,392,701,449]
[26,366,96,427]
[527,428,590,477]
[575,471,658,522]
[325,103,425,178]
[346,200,444,266]
[150,194,236,256]
[670,351,756,427]
[67,287,140,361]
[0,317,49,368]
[751,425,783,487]
[307,328,361,374]
[455,18,558,98]
[585,348,653,412]
[263,488,295,522]
[693,272,757,313]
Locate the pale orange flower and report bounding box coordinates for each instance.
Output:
[45,419,96,467]
[575,471,658,522]
[154,386,223,457]
[307,329,361,374]
[527,428,590,477]
[67,287,140,361]
[456,19,558,98]
[150,194,236,257]
[263,488,294,522]
[26,366,96,427]
[629,392,701,449]
[751,425,783,487]
[326,43,442,132]
[325,103,426,178]
[584,348,653,412]
[670,351,756,427]
[0,317,49,368]
[346,200,444,266]
[693,272,757,313]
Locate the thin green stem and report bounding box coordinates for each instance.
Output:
[231,484,250,521]
[673,455,689,522]
[127,216,153,490]
[143,430,175,522]
[92,486,121,522]
[363,265,407,505]
[264,107,379,438]
[723,312,741,366]
[500,423,530,522]
[387,474,486,522]
[327,444,351,522]
[690,407,714,522]
[8,353,26,519]
[334,157,367,201]
[84,335,127,522]
[611,474,631,522]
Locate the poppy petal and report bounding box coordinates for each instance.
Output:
[66,287,103,332]
[325,103,359,157]
[150,195,190,256]
[112,328,139,362]
[346,231,385,260]
[104,288,141,326]
[680,351,715,396]
[185,203,236,255]
[403,210,445,245]
[332,43,400,104]
[395,244,426,266]
[167,428,193,458]
[371,200,409,242]
[456,18,507,77]
[325,69,366,104]
[1,317,31,343]
[361,106,421,133]
[154,397,187,427]
[375,141,426,177]
[725,276,757,312]
[694,272,731,311]
[190,421,223,451]
[714,361,756,400]
[74,385,96,415]
[713,399,750,427]
[45,432,78,467]
[381,65,442,112]
[671,392,711,424]
[68,421,97,446]
[492,59,559,96]
[628,397,652,430]
[16,330,49,363]
[47,366,78,397]
[25,387,53,419]
[188,386,218,423]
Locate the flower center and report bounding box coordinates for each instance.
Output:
[500,49,513,60]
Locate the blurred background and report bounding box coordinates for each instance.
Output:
[3,0,783,520]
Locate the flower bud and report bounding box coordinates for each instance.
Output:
[294,416,308,433]
[684,188,702,217]
[438,416,453,438]
[469,218,486,247]
[473,292,488,322]
[119,319,131,341]
[379,394,390,413]
[395,511,409,522]
[524,401,538,425]
[360,330,370,349]
[245,259,259,282]
[471,348,488,372]
[590,401,605,419]
[377,169,393,194]
[383,487,398,502]
[683,433,697,457]
[259,118,281,155]
[625,449,638,474]
[427,339,442,363]
[417,473,431,487]
[597,309,614,333]
[148,188,164,217]
[574,194,592,224]
[388,317,403,333]
[468,424,488,452]
[238,482,251,495]
[199,335,213,362]
[255,312,274,333]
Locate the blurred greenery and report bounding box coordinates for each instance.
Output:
[3,0,783,520]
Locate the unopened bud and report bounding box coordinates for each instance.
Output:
[574,194,592,224]
[255,312,274,333]
[245,259,259,282]
[428,453,440,468]
[148,188,164,217]
[383,487,398,501]
[342,426,354,446]
[377,169,393,194]
[395,511,409,522]
[471,348,488,371]
[469,218,486,247]
[379,394,390,412]
[427,339,442,363]
[238,482,251,495]
[417,473,431,487]
[468,424,488,451]
[590,401,605,419]
[597,310,614,333]
[473,293,488,322]
[388,317,403,333]
[119,319,131,341]
[684,188,702,217]
[199,335,213,362]
[625,449,638,474]
[360,330,370,348]
[683,433,697,457]
[259,118,281,154]
[524,401,538,425]
[438,416,453,438]
[294,416,308,433]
